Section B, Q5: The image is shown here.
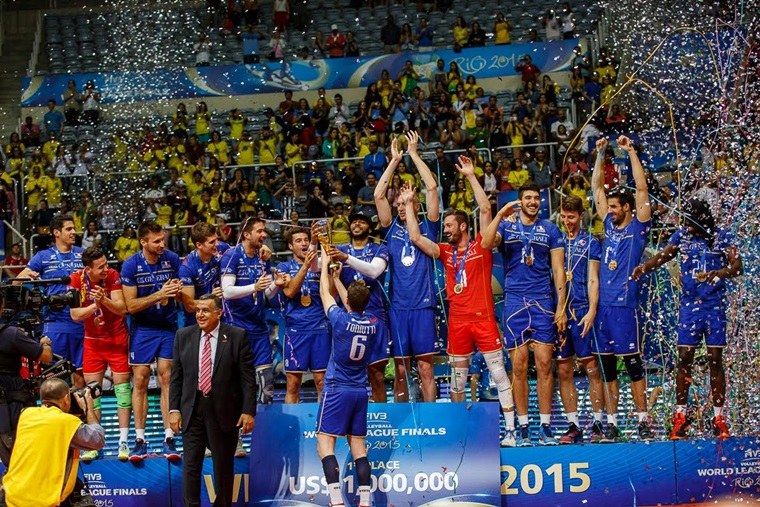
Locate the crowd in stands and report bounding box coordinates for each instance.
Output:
[7,37,636,267]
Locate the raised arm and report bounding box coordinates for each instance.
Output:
[406,131,440,222]
[591,137,608,218]
[617,135,651,222]
[481,200,519,249]
[374,137,403,228]
[455,154,491,227]
[319,245,337,313]
[402,184,439,258]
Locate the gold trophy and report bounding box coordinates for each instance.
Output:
[316,219,342,272]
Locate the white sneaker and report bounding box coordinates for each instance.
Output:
[204,447,212,458]
[500,429,517,448]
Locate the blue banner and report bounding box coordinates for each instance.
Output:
[80,456,170,506]
[500,441,677,507]
[21,41,579,107]
[675,436,760,503]
[249,402,502,506]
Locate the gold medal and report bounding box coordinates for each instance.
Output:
[300,294,312,306]
[566,270,573,282]
[453,283,464,294]
[525,255,534,267]
[695,272,709,283]
[608,260,618,271]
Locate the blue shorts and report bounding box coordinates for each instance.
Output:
[284,330,331,373]
[556,305,595,360]
[367,317,390,366]
[129,328,175,365]
[502,300,555,350]
[316,386,368,437]
[594,306,640,356]
[389,307,438,358]
[48,331,84,369]
[678,300,726,348]
[247,331,273,369]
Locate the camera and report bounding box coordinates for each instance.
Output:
[69,382,103,418]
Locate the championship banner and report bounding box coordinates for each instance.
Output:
[674,436,760,503]
[80,456,170,505]
[21,41,579,107]
[249,402,502,506]
[499,441,677,507]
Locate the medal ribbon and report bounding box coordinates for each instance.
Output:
[566,234,590,277]
[452,241,472,286]
[139,251,162,292]
[516,217,537,260]
[240,245,262,306]
[84,273,103,323]
[53,247,73,273]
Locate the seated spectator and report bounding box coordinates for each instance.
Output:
[81,220,102,249]
[468,22,486,47]
[528,147,555,190]
[524,28,539,43]
[20,117,41,147]
[326,25,347,58]
[453,16,469,49]
[496,157,514,190]
[31,199,55,251]
[356,172,377,218]
[399,23,415,52]
[555,124,572,156]
[363,141,386,179]
[605,104,628,133]
[494,12,512,45]
[381,15,401,53]
[305,184,329,217]
[562,148,590,178]
[508,157,530,188]
[562,173,591,208]
[341,164,365,203]
[551,109,575,138]
[4,133,24,160]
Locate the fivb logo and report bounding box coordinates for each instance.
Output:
[204,473,249,503]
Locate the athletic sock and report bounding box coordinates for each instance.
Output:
[358,485,371,506]
[119,428,129,443]
[327,483,343,505]
[566,411,579,426]
[517,414,529,427]
[539,413,551,426]
[136,428,146,441]
[714,406,723,417]
[503,410,515,430]
[637,412,648,422]
[607,414,617,426]
[593,411,603,422]
[165,428,174,440]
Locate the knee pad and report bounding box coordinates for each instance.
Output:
[624,354,645,382]
[114,382,132,410]
[257,368,274,405]
[599,354,618,382]
[92,396,102,411]
[354,456,371,486]
[483,351,514,411]
[449,366,469,395]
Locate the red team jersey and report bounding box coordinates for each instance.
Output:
[69,268,128,341]
[438,233,496,322]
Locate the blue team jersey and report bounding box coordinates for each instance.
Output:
[276,259,327,333]
[120,250,181,330]
[383,218,439,309]
[668,227,734,303]
[27,246,85,332]
[337,242,389,319]
[179,248,226,326]
[325,305,378,390]
[498,218,565,304]
[566,233,602,307]
[220,245,270,333]
[600,215,651,308]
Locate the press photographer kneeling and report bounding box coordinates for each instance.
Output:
[1,378,105,507]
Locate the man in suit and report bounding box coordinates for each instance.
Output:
[169,294,256,507]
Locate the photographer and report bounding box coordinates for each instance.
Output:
[1,377,104,507]
[0,319,53,465]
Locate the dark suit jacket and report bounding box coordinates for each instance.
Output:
[169,323,257,433]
